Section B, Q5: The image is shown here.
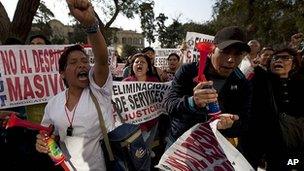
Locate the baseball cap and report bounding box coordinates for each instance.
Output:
[214,26,251,53]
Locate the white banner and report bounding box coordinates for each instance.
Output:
[0,45,66,109]
[185,32,214,63]
[0,45,123,109]
[156,121,254,171]
[154,48,181,70]
[112,81,170,124]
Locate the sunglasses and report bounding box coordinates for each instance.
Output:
[271,55,293,61]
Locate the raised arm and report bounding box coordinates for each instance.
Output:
[66,0,109,87]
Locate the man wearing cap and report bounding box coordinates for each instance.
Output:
[164,26,252,151]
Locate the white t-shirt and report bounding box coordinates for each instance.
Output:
[41,68,115,171]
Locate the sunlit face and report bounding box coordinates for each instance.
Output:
[168,55,179,70]
[259,49,274,66]
[270,52,293,78]
[30,37,46,45]
[61,50,90,88]
[211,46,245,77]
[132,56,149,78]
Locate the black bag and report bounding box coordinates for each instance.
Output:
[90,90,151,171]
[279,113,304,151]
[102,123,151,171]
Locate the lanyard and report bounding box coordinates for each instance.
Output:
[64,90,79,136]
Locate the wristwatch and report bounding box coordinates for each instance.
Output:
[85,21,99,34]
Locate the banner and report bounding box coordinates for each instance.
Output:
[0,45,124,109]
[185,32,214,63]
[154,48,181,70]
[156,121,254,171]
[0,45,66,109]
[112,81,170,125]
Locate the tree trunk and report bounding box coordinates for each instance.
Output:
[11,0,40,43]
[0,2,11,43]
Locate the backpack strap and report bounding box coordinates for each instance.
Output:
[89,89,114,161]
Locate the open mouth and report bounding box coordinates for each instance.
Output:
[273,64,284,69]
[77,71,88,81]
[136,66,143,72]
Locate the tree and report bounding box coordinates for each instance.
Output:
[0,0,156,44]
[139,2,155,45]
[93,0,155,44]
[212,0,304,45]
[31,1,54,38]
[0,0,40,43]
[121,44,139,58]
[182,21,216,36]
[66,19,87,44]
[155,13,168,47]
[34,1,54,24]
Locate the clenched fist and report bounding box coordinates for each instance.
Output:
[66,0,96,27]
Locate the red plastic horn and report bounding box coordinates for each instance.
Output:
[6,114,53,135]
[195,42,215,82]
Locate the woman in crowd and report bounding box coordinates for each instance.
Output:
[35,0,115,170]
[123,53,159,149]
[246,46,304,170]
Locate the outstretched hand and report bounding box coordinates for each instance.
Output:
[66,0,96,27]
[216,113,239,130]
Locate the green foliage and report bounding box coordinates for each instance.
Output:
[34,1,54,23]
[155,14,216,48]
[104,27,120,46]
[93,0,154,43]
[68,21,87,44]
[33,1,54,38]
[139,2,155,45]
[155,13,168,47]
[121,44,140,58]
[212,0,304,46]
[51,35,65,44]
[157,19,185,48]
[182,22,216,36]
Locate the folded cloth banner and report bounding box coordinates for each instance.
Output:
[156,120,254,171]
[209,121,254,171]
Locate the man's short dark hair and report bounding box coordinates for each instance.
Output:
[29,34,51,45]
[141,47,155,53]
